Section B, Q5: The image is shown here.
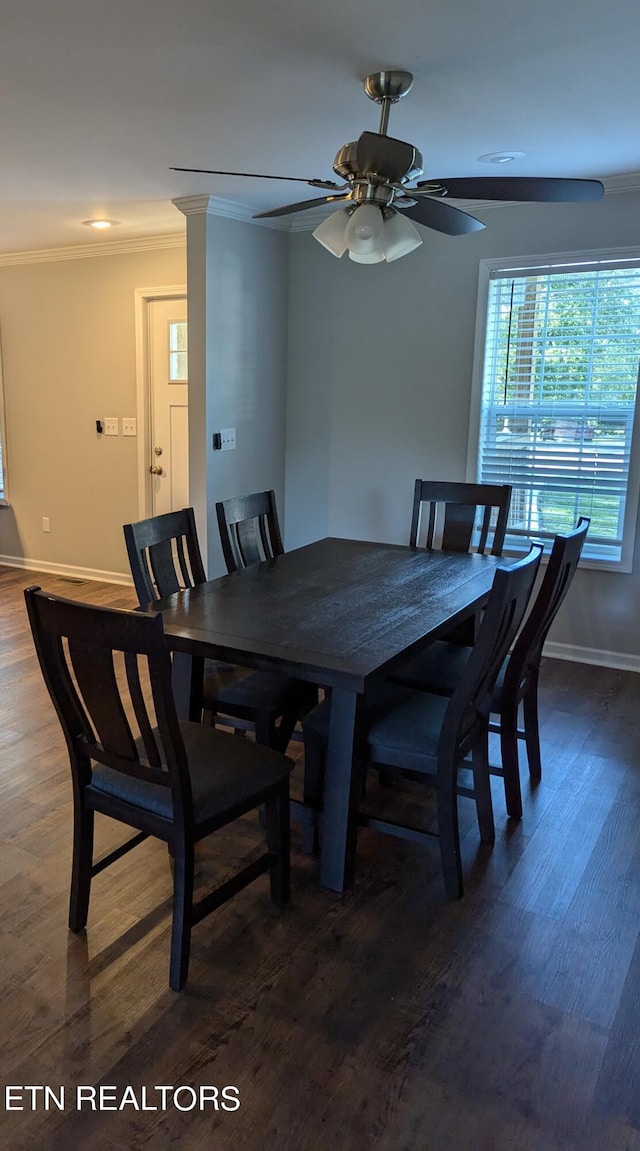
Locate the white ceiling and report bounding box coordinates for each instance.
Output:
[2,0,640,255]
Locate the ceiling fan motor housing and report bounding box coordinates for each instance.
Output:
[333,140,424,191]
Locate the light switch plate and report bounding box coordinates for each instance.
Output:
[104,418,119,436]
[122,418,137,437]
[220,427,236,451]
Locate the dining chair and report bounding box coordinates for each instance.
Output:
[123,508,306,753]
[24,586,292,992]
[410,479,513,645]
[392,518,590,818]
[410,479,512,556]
[215,489,284,573]
[302,545,542,900]
[215,488,319,718]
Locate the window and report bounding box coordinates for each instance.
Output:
[168,320,188,382]
[469,250,640,569]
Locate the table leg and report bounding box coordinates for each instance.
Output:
[319,688,360,893]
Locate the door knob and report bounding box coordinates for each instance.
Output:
[149,464,163,475]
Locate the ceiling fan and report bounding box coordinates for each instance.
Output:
[172,70,604,264]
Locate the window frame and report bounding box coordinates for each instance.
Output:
[467,245,640,572]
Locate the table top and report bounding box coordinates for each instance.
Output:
[156,537,500,691]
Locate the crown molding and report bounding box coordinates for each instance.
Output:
[172,194,290,231]
[602,170,640,194]
[0,231,185,268]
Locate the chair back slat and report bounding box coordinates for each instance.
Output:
[124,508,206,606]
[411,479,512,556]
[236,519,266,568]
[68,637,138,761]
[443,545,542,757]
[440,501,478,553]
[216,490,284,573]
[24,587,187,798]
[506,517,589,693]
[125,649,163,770]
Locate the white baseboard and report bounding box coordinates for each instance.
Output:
[0,553,133,587]
[543,640,640,673]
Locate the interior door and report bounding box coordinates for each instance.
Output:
[149,297,188,516]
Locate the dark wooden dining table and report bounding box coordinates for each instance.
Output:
[155,537,500,892]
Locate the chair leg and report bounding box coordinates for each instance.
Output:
[471,733,495,844]
[254,710,278,749]
[69,801,94,932]
[273,710,298,753]
[522,670,542,781]
[437,758,464,900]
[273,685,320,753]
[302,729,324,855]
[499,704,523,820]
[265,786,291,908]
[169,836,194,992]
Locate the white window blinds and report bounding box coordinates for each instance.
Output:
[476,258,640,567]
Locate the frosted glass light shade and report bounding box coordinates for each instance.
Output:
[344,203,384,259]
[312,209,349,257]
[383,211,423,261]
[348,249,385,264]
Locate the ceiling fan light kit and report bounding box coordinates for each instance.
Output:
[172,69,604,267]
[312,202,423,263]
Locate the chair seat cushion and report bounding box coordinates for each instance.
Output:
[89,722,292,825]
[205,665,305,717]
[391,641,507,711]
[203,659,255,696]
[302,682,449,773]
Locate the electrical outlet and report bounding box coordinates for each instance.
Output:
[122,418,137,437]
[42,517,50,532]
[104,418,119,436]
[220,427,236,451]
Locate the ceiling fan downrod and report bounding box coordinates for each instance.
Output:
[364,70,414,136]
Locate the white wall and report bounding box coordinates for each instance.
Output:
[183,211,290,578]
[285,188,640,660]
[0,242,186,578]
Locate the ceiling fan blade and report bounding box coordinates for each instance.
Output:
[171,167,342,191]
[356,132,416,183]
[419,176,604,203]
[253,194,351,220]
[399,197,485,236]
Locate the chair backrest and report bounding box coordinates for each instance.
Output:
[124,508,206,607]
[443,545,542,759]
[505,517,590,696]
[410,479,512,556]
[216,489,284,573]
[24,586,191,818]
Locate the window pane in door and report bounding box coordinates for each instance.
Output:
[169,321,188,382]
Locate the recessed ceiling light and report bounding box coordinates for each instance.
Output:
[82,219,120,230]
[477,151,526,165]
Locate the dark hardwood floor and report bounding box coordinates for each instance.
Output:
[1,564,639,1150]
